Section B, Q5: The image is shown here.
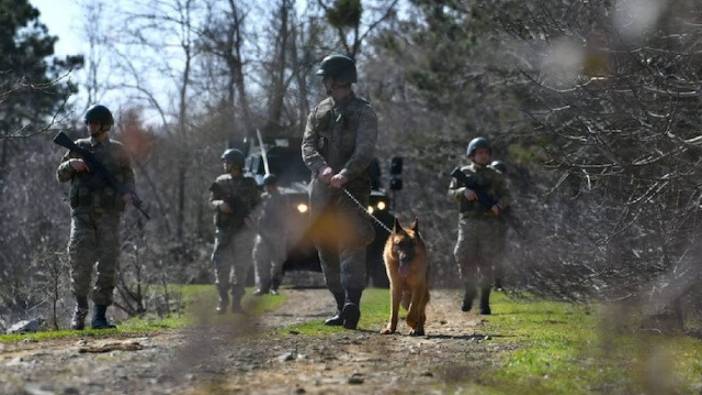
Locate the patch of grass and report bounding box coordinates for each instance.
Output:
[279,289,702,394]
[480,292,702,394]
[282,288,390,336]
[0,285,286,344]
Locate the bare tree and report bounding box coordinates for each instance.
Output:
[80,0,108,109]
[199,0,254,138]
[264,0,293,134]
[115,0,204,240]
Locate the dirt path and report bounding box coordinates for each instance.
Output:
[0,289,509,395]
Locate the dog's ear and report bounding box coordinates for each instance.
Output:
[410,218,419,233]
[393,217,402,234]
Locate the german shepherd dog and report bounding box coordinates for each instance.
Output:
[380,218,430,336]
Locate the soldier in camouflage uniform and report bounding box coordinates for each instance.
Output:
[302,54,378,330]
[209,148,260,314]
[56,105,136,330]
[448,137,510,315]
[252,174,287,296]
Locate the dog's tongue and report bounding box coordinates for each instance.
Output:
[399,264,410,277]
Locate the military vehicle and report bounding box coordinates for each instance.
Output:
[242,135,401,287]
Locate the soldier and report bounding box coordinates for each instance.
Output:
[302,54,378,330]
[448,137,510,315]
[56,104,136,330]
[209,148,260,314]
[489,160,508,291]
[252,174,287,296]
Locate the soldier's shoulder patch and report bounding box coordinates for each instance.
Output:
[108,139,130,157]
[353,97,376,117]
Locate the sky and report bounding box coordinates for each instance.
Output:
[30,0,195,123]
[31,0,97,117]
[31,0,84,58]
[28,0,313,122]
[28,0,413,124]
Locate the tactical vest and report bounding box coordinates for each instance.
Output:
[312,97,367,174]
[458,166,498,217]
[69,140,128,211]
[211,175,259,229]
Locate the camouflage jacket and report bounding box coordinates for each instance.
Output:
[209,174,260,229]
[448,162,511,218]
[256,191,288,241]
[56,136,135,212]
[301,93,378,182]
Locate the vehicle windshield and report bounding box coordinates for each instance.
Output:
[248,140,381,188]
[249,144,310,186]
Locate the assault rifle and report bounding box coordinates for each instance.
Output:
[450,167,524,237]
[210,183,250,228]
[53,131,150,220]
[450,167,498,210]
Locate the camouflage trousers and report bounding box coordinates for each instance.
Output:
[252,234,286,289]
[493,219,508,281]
[309,178,375,294]
[211,226,255,296]
[454,216,502,288]
[67,209,122,306]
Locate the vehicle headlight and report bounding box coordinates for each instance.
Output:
[376,201,386,210]
[367,206,374,214]
[297,203,308,213]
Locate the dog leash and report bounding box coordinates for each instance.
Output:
[342,188,393,234]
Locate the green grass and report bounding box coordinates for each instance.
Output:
[3,286,700,394]
[281,288,389,336]
[480,292,702,394]
[0,285,286,344]
[281,289,702,394]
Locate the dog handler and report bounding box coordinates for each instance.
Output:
[301,54,378,330]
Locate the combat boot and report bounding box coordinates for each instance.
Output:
[342,289,362,330]
[270,277,281,295]
[91,304,117,329]
[70,296,89,330]
[323,292,345,326]
[461,284,477,312]
[231,287,246,314]
[216,287,229,314]
[479,286,492,315]
[494,277,503,292]
[253,280,270,296]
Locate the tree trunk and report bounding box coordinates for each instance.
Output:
[266,0,290,135]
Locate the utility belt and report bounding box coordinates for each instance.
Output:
[69,185,125,211]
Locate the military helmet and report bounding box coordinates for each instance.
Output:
[316,54,357,83]
[466,137,492,157]
[490,160,507,174]
[221,148,245,168]
[84,105,114,126]
[262,174,278,186]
